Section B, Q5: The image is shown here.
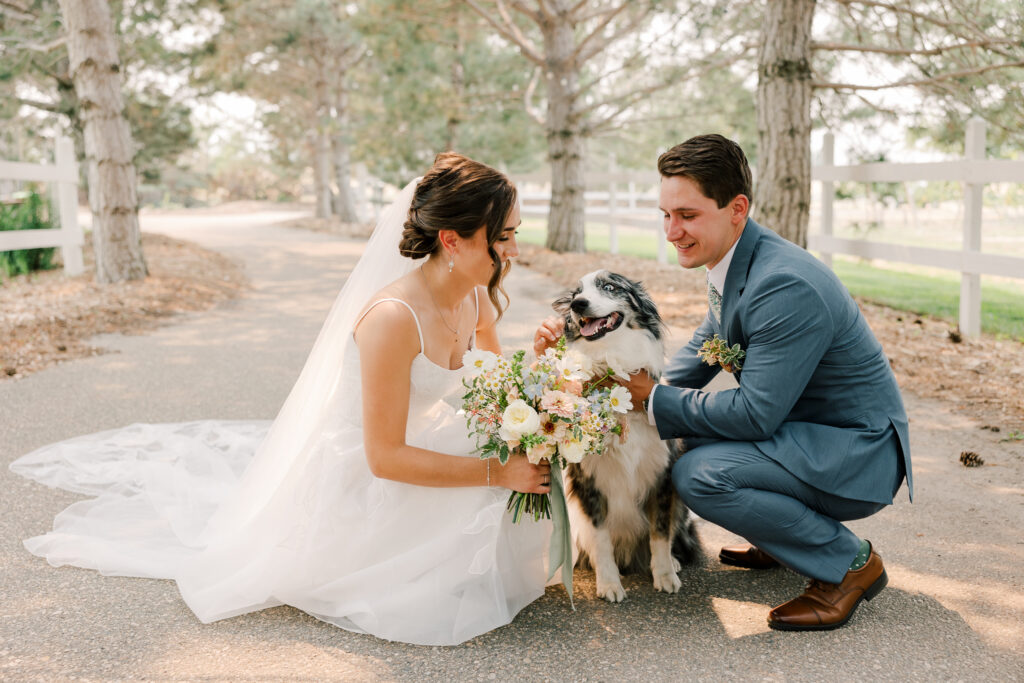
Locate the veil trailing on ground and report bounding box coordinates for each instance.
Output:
[11,178,423,580]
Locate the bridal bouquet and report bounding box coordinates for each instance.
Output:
[461,337,631,602]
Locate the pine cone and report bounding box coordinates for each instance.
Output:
[959,450,985,468]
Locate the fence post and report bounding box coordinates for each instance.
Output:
[959,117,985,337]
[819,131,835,269]
[55,136,84,276]
[608,155,618,255]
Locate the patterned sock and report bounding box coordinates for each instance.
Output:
[849,539,871,571]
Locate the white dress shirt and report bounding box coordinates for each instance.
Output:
[646,235,742,426]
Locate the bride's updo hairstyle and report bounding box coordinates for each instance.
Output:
[399,152,518,318]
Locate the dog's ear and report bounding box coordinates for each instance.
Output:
[552,289,575,314]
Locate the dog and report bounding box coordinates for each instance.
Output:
[552,270,700,602]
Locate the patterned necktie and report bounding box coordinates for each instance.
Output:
[707,278,723,322]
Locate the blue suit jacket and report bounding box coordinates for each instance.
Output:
[653,219,913,504]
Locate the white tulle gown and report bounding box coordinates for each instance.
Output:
[11,298,551,646]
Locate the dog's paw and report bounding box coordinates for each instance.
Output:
[671,556,682,573]
[653,569,682,594]
[596,579,627,603]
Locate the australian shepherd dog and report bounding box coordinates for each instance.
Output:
[553,270,701,602]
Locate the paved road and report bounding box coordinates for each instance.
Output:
[2,209,1022,681]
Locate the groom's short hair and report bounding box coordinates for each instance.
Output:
[658,134,752,209]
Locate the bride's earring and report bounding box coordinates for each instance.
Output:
[448,252,454,273]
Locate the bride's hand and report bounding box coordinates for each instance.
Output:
[532,316,565,357]
[494,455,552,494]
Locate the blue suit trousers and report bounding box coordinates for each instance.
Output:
[672,440,902,583]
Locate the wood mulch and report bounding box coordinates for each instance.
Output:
[0,232,247,380]
[516,243,1024,433]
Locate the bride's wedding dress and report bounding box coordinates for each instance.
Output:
[9,180,551,646]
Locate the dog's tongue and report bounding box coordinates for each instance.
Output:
[581,317,606,336]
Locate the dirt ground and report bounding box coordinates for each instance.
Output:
[3,226,1022,437]
[0,232,247,380]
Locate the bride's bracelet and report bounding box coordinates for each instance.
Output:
[486,459,491,487]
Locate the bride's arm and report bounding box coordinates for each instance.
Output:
[472,286,501,354]
[355,302,548,492]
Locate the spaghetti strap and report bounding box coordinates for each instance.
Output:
[355,298,425,353]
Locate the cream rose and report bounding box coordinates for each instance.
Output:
[499,399,541,440]
[560,435,591,464]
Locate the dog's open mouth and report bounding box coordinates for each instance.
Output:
[578,311,623,340]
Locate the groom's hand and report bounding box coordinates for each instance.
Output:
[532,316,565,357]
[616,370,656,409]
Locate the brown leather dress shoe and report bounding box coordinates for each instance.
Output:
[767,544,888,631]
[718,544,781,569]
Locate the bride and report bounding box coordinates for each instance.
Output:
[10,153,554,646]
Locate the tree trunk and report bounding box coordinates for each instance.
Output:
[543,15,585,253]
[331,86,360,223]
[445,3,465,152]
[59,0,147,282]
[307,45,331,220]
[754,0,815,248]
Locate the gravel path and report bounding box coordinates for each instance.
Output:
[2,210,1022,682]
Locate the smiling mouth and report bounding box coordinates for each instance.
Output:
[578,312,623,340]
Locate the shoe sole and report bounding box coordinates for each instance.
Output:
[767,569,888,632]
[718,552,781,570]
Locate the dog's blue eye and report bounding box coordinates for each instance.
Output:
[603,283,616,292]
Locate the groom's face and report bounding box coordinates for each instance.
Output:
[659,175,745,271]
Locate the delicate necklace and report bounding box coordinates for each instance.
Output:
[420,266,463,342]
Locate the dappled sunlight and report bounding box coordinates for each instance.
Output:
[710,597,772,638]
[889,562,1024,653]
[142,637,388,681]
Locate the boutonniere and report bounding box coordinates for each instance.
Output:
[696,334,745,373]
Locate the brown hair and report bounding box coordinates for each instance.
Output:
[657,134,752,208]
[399,152,517,318]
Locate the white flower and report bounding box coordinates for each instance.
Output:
[608,385,633,413]
[463,348,499,373]
[560,435,591,464]
[500,399,541,440]
[526,440,555,464]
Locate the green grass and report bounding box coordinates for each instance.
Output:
[831,257,1024,340]
[519,218,1024,341]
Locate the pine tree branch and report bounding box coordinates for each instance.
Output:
[0,35,66,53]
[575,5,651,65]
[835,0,973,36]
[506,0,541,24]
[464,0,544,66]
[0,0,34,22]
[523,66,545,126]
[810,39,1018,57]
[585,51,749,131]
[572,2,631,65]
[814,59,1024,91]
[16,96,62,114]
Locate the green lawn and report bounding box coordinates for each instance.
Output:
[519,219,1024,341]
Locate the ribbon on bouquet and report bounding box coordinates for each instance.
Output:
[545,459,575,609]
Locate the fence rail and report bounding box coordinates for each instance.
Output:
[0,136,84,275]
[811,116,1024,337]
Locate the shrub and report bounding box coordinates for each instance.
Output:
[0,190,57,278]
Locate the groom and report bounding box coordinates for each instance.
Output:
[620,133,913,631]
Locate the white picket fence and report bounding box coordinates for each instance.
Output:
[811,117,1024,337]
[513,118,1024,337]
[0,136,84,275]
